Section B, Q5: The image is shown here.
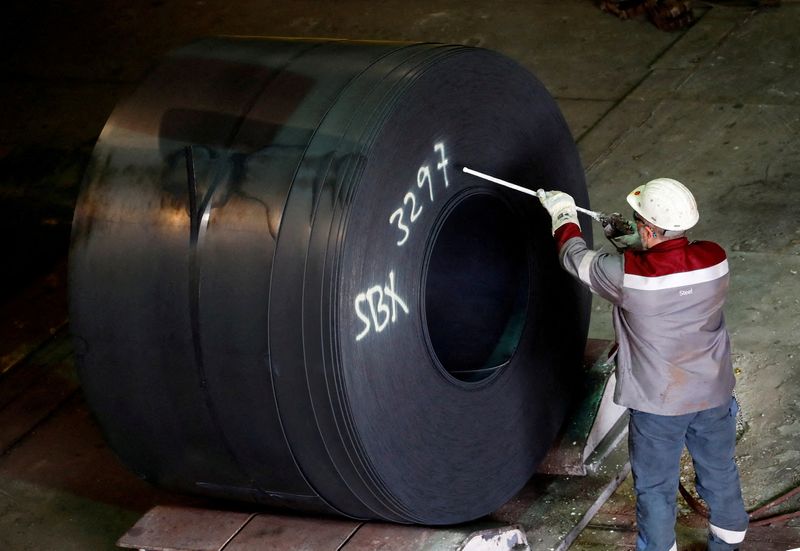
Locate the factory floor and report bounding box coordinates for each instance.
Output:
[1,1,799,549]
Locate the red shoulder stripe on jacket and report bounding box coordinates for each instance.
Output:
[624,239,727,277]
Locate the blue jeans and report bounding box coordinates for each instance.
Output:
[628,398,749,551]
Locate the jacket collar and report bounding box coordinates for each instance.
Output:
[647,237,689,252]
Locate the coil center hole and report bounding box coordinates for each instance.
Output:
[424,193,529,383]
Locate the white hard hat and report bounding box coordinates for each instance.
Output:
[626,177,699,232]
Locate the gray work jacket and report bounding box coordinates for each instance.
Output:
[554,223,735,416]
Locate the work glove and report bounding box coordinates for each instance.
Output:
[537,189,579,235]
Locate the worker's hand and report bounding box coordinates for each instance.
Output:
[601,213,639,252]
[609,232,643,252]
[602,213,635,238]
[537,189,579,235]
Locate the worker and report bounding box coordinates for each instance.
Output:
[537,179,748,551]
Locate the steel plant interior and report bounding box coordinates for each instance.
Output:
[1,1,799,549]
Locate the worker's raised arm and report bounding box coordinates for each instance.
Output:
[537,190,623,305]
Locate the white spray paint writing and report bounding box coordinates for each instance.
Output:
[389,142,449,246]
[355,142,449,342]
[355,271,410,342]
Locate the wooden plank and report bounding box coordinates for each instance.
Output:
[494,431,631,551]
[0,331,77,453]
[0,260,68,375]
[117,506,254,551]
[224,513,361,551]
[0,394,208,551]
[743,524,800,549]
[0,260,73,454]
[341,523,468,550]
[0,340,65,409]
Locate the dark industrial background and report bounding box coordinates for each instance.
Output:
[1,1,798,549]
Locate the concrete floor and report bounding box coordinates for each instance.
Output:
[1,0,799,549]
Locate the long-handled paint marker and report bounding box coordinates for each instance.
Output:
[461,166,604,221]
[462,166,635,236]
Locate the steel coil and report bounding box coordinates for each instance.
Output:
[69,38,592,524]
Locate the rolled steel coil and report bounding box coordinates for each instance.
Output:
[69,37,592,524]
